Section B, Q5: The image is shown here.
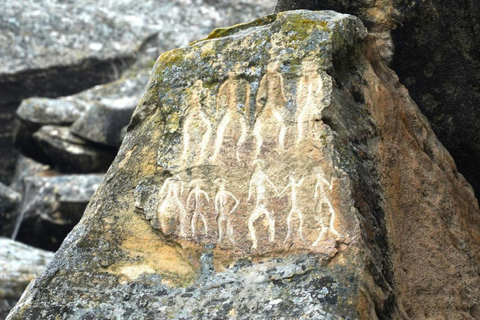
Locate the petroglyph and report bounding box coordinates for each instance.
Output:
[253,61,288,156]
[142,64,345,254]
[296,59,325,144]
[181,80,212,164]
[187,179,210,239]
[247,160,279,250]
[312,167,340,246]
[279,174,305,243]
[212,70,250,162]
[214,178,240,244]
[157,176,187,237]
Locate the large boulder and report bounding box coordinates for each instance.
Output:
[8,10,480,319]
[275,0,480,199]
[13,174,103,251]
[0,238,54,320]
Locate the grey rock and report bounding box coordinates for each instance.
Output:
[0,183,20,213]
[9,155,50,193]
[13,174,103,251]
[70,72,150,147]
[16,97,90,127]
[33,126,115,173]
[13,98,92,162]
[0,238,54,320]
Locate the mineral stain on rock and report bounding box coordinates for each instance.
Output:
[7,10,480,320]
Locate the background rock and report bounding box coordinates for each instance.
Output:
[8,11,480,319]
[33,126,115,173]
[0,183,20,213]
[0,238,54,320]
[12,174,103,252]
[0,183,21,237]
[275,0,480,199]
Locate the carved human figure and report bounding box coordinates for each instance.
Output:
[211,70,250,162]
[181,80,212,164]
[214,178,239,244]
[296,59,324,144]
[187,179,210,239]
[253,61,288,156]
[247,160,279,250]
[157,176,187,237]
[279,174,305,243]
[312,167,340,246]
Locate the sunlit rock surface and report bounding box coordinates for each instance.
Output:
[7,10,480,319]
[0,238,53,320]
[275,0,480,200]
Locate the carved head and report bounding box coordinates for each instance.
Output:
[266,60,281,73]
[301,58,318,74]
[214,178,226,186]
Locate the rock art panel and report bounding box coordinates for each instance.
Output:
[135,52,349,254]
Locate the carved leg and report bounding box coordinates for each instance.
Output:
[252,122,263,157]
[248,208,261,250]
[284,209,294,243]
[236,117,248,162]
[212,113,230,160]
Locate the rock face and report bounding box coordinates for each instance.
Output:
[8,10,480,319]
[275,0,480,199]
[0,238,54,320]
[1,0,275,184]
[13,174,103,251]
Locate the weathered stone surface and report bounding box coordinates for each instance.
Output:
[8,10,480,320]
[0,238,54,320]
[70,72,149,147]
[32,126,115,173]
[13,98,91,162]
[275,0,480,199]
[13,174,103,251]
[9,156,50,193]
[1,0,275,184]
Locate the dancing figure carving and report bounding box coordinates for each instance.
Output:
[212,70,250,162]
[247,161,279,250]
[312,167,340,246]
[296,59,324,144]
[157,176,187,237]
[253,61,288,156]
[181,80,212,164]
[187,179,210,238]
[279,174,305,243]
[214,178,240,244]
